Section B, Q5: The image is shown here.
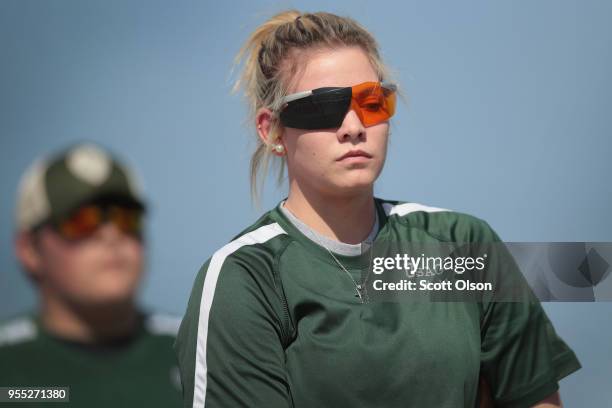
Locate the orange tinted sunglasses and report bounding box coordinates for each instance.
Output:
[51,204,143,241]
[278,81,397,129]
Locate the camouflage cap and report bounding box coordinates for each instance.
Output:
[15,143,146,232]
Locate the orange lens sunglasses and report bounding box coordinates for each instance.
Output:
[278,81,397,130]
[51,204,143,241]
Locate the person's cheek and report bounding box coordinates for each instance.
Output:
[123,241,144,281]
[297,138,322,179]
[374,128,389,167]
[50,247,97,297]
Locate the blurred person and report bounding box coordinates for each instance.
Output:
[0,143,183,407]
[175,10,580,408]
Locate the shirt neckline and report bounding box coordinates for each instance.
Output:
[279,200,379,257]
[270,197,389,270]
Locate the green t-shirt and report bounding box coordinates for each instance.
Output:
[0,312,183,407]
[175,198,581,408]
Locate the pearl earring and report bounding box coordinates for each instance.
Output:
[273,144,285,153]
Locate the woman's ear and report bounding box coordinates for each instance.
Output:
[256,108,285,157]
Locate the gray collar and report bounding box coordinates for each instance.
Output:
[279,201,379,256]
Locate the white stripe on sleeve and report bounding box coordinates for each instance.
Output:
[192,222,286,408]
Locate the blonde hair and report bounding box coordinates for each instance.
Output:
[233,10,394,202]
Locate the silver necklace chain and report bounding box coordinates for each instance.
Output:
[315,237,374,304]
[324,246,365,302]
[281,202,376,304]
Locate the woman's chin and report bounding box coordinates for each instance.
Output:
[324,179,376,197]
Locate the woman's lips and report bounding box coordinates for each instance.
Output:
[337,150,373,162]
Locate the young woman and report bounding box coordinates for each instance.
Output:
[175,11,580,408]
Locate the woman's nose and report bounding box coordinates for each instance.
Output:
[337,109,366,143]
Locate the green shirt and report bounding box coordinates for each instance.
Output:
[0,313,183,407]
[175,198,581,408]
